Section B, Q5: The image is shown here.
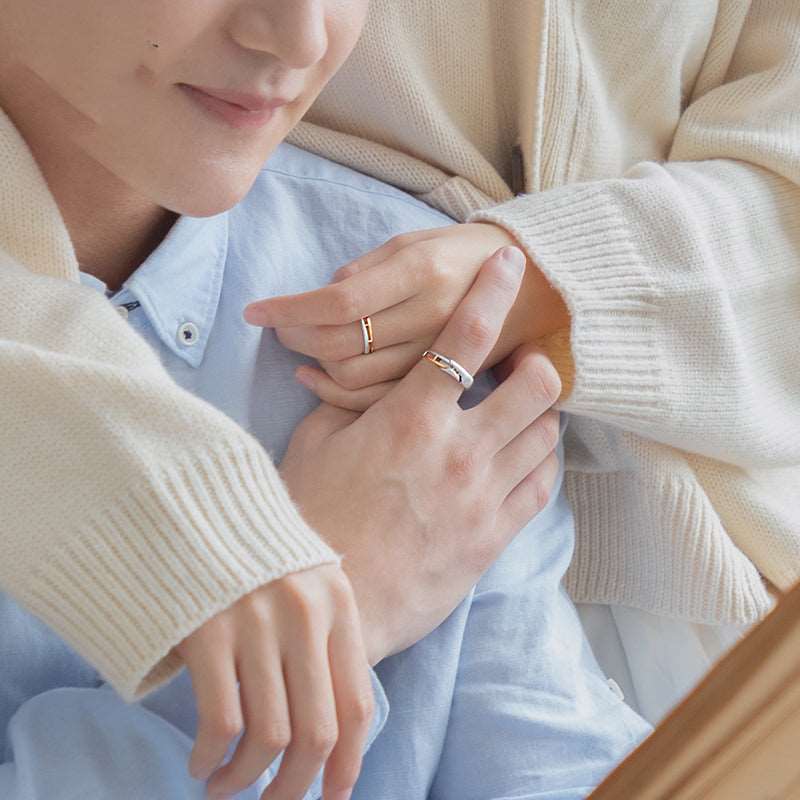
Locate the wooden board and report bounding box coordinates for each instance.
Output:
[590,580,800,800]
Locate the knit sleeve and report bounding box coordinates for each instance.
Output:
[469,0,800,470]
[0,256,339,702]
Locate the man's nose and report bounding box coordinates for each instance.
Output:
[228,0,328,69]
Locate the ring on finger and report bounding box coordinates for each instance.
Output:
[360,316,375,355]
[421,349,474,390]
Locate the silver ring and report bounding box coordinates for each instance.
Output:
[360,316,374,355]
[421,350,474,390]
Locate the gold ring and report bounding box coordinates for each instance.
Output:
[360,316,375,354]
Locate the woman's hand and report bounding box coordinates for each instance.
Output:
[175,563,373,800]
[244,223,569,410]
[279,246,562,666]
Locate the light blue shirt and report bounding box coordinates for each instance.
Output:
[0,144,650,799]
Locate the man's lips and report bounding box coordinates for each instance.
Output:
[178,83,291,129]
[186,84,292,111]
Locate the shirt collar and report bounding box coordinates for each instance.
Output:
[120,209,230,368]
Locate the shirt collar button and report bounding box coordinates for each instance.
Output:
[177,321,200,346]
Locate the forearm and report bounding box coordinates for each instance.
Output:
[474,1,800,468]
[0,257,338,701]
[471,158,800,468]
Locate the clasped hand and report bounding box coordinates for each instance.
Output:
[244,222,569,411]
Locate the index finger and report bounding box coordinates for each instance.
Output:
[243,255,419,329]
[399,246,526,403]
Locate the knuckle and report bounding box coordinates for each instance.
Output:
[293,594,320,629]
[205,710,244,742]
[329,285,359,322]
[431,293,455,324]
[419,244,445,282]
[534,452,560,512]
[444,445,480,486]
[238,588,272,622]
[458,310,495,351]
[298,720,339,756]
[345,691,375,728]
[526,353,562,405]
[536,411,560,453]
[279,574,320,624]
[535,478,552,514]
[327,567,356,608]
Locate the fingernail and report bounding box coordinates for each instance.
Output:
[499,246,526,274]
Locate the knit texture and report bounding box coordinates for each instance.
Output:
[288,0,800,622]
[0,110,339,700]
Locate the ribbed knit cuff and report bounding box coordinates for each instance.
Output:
[20,439,339,702]
[562,470,773,625]
[469,183,665,421]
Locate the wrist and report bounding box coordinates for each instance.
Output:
[340,566,392,666]
[476,224,570,367]
[516,249,571,342]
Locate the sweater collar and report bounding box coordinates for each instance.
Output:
[0,106,79,283]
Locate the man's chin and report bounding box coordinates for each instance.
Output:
[160,176,259,218]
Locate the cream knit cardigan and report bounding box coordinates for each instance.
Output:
[1,0,798,699]
[286,0,800,618]
[0,111,339,700]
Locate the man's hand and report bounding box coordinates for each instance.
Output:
[279,247,562,664]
